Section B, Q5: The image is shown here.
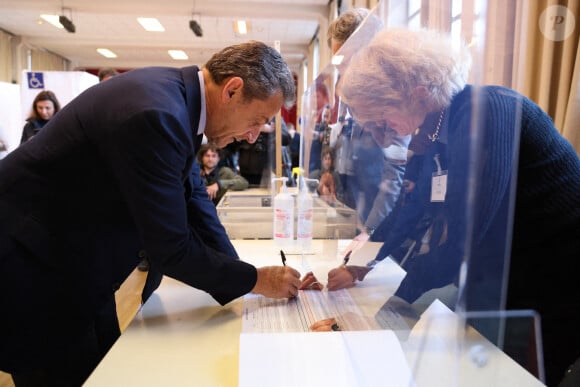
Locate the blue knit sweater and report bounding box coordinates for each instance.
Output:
[390,85,580,383]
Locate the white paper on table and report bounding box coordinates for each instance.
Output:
[239,330,414,387]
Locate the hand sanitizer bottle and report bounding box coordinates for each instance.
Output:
[273,177,294,247]
[297,177,315,252]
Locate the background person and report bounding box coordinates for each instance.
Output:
[197,143,249,205]
[0,41,301,387]
[308,148,342,205]
[238,116,291,186]
[98,67,119,82]
[327,7,410,240]
[309,104,332,172]
[20,90,60,144]
[287,122,301,169]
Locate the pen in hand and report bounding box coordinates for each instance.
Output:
[342,250,352,266]
[280,250,287,266]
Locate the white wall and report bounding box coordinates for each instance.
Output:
[20,70,98,120]
[0,71,98,159]
[0,81,22,158]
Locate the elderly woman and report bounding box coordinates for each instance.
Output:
[303,28,580,385]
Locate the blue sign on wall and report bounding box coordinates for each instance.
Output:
[26,72,44,89]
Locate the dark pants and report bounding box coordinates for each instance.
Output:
[0,236,121,387]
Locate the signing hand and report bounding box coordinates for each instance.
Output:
[327,266,356,291]
[299,271,324,291]
[252,266,301,299]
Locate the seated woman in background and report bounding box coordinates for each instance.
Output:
[197,143,249,205]
[20,90,61,144]
[309,148,343,205]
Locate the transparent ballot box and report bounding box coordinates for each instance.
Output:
[238,0,575,385]
[216,190,357,240]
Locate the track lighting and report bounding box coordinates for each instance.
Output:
[189,20,202,37]
[59,15,75,33]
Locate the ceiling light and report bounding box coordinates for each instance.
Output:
[233,20,251,35]
[97,48,117,58]
[168,50,189,60]
[235,20,247,34]
[137,17,165,32]
[189,20,203,37]
[40,14,63,29]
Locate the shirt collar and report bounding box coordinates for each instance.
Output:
[197,70,207,136]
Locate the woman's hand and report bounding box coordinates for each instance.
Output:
[353,231,370,242]
[327,266,355,291]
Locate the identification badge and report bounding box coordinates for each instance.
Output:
[431,171,448,202]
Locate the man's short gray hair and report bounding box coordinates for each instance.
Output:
[204,41,296,109]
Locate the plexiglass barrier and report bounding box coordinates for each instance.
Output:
[289,0,549,386]
[234,1,580,385]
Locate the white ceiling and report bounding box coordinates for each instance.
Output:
[0,0,329,72]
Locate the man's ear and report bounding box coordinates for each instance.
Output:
[221,77,244,102]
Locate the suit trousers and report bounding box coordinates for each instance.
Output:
[0,235,121,386]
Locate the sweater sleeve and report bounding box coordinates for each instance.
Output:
[394,86,519,304]
[217,166,249,191]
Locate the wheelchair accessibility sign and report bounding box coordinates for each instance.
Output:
[26,72,44,89]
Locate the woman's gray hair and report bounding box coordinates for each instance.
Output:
[340,28,472,117]
[204,41,296,109]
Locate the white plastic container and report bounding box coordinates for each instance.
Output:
[272,177,294,247]
[296,177,314,251]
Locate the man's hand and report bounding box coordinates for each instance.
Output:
[299,271,324,291]
[252,266,301,298]
[327,266,356,291]
[206,182,219,200]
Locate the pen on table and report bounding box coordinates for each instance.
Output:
[280,250,287,266]
[342,250,352,266]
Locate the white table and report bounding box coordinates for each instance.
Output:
[85,240,544,386]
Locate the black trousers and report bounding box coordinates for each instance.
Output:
[1,236,121,387]
[9,298,120,387]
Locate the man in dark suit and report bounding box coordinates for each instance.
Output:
[0,41,301,386]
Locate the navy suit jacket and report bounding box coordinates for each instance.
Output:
[0,66,256,361]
